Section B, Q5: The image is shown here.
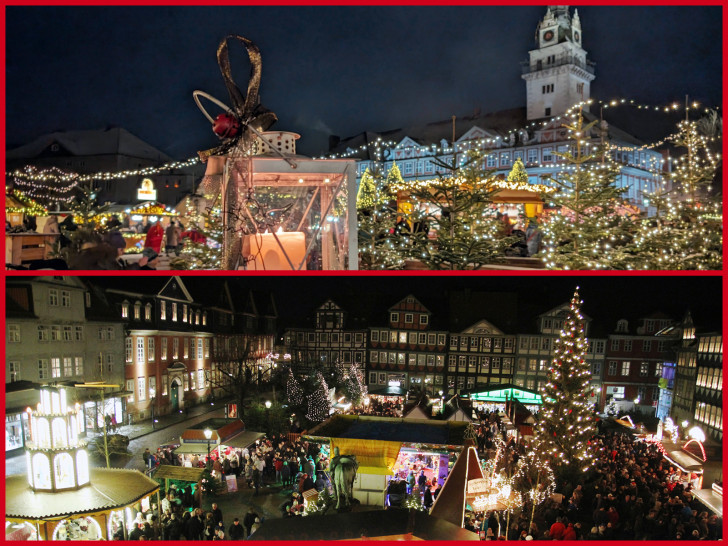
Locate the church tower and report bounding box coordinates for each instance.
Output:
[522,6,595,121]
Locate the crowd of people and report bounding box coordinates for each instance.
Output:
[464,426,722,541]
[128,433,331,540]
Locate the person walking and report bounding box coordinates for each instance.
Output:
[165,221,182,256]
[243,507,259,538]
[228,518,245,540]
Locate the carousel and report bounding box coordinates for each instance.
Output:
[5,387,160,541]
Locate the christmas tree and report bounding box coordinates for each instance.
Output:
[403,150,514,269]
[535,287,598,473]
[385,161,404,194]
[538,110,635,269]
[306,371,331,422]
[627,115,722,270]
[60,182,109,263]
[512,442,556,529]
[344,362,366,406]
[357,167,406,269]
[286,369,304,407]
[506,158,529,184]
[171,195,223,270]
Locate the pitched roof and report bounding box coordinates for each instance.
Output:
[6,127,173,163]
[429,444,485,527]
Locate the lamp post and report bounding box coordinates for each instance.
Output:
[204,428,212,469]
[265,400,272,435]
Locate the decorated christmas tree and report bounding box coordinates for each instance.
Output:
[535,287,598,473]
[344,362,366,406]
[171,196,223,270]
[506,158,529,184]
[357,167,406,269]
[403,150,514,269]
[286,369,304,406]
[628,114,722,270]
[385,161,405,193]
[306,371,331,422]
[538,110,635,269]
[512,442,556,529]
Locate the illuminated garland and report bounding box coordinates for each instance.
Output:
[5,189,47,216]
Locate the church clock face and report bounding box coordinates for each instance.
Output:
[543,30,554,42]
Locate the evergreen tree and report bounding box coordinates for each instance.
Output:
[507,158,529,184]
[385,161,404,194]
[357,167,405,269]
[535,287,598,473]
[344,362,366,406]
[306,371,331,423]
[171,198,223,270]
[286,369,304,407]
[404,150,514,269]
[512,442,556,530]
[60,182,109,263]
[628,116,722,270]
[538,110,635,269]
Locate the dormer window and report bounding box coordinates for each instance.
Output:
[121,301,129,318]
[133,301,141,320]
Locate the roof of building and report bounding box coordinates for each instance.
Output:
[5,468,159,520]
[429,443,484,527]
[6,127,173,163]
[5,284,36,318]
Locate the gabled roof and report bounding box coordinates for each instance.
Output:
[5,284,36,318]
[158,276,194,303]
[429,443,484,527]
[388,294,431,314]
[460,318,505,336]
[6,127,173,163]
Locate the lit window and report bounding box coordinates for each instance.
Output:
[8,325,20,342]
[138,377,146,401]
[621,361,630,376]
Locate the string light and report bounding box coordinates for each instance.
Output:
[306,371,330,422]
[286,369,304,406]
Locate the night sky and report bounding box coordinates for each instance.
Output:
[5,5,722,159]
[88,275,723,337]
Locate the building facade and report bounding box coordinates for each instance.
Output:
[103,277,215,422]
[5,277,125,455]
[367,295,448,396]
[283,299,368,374]
[331,6,667,214]
[447,319,516,395]
[601,313,678,414]
[691,333,722,442]
[514,302,605,408]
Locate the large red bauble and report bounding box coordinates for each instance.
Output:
[212,113,240,139]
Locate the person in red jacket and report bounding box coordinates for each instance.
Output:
[144,221,165,253]
[549,517,566,540]
[563,522,577,541]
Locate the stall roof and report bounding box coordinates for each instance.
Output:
[6,469,159,520]
[223,430,266,449]
[306,415,469,446]
[174,444,212,455]
[665,450,705,473]
[153,465,205,482]
[466,384,543,405]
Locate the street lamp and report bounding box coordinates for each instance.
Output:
[203,428,212,469]
[264,400,272,409]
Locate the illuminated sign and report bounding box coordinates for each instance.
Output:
[137,178,157,201]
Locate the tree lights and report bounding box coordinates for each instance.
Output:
[535,287,598,473]
[306,371,331,422]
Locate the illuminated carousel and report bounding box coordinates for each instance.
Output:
[5,387,160,541]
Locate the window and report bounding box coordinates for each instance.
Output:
[420,315,429,325]
[637,387,646,401]
[576,82,584,95]
[371,351,379,363]
[657,340,667,352]
[428,333,436,345]
[204,339,210,358]
[8,325,20,342]
[149,376,156,398]
[355,333,363,343]
[38,326,50,341]
[544,107,551,117]
[652,387,660,401]
[624,340,633,352]
[371,331,379,342]
[148,338,155,361]
[184,338,189,358]
[62,326,72,341]
[655,362,663,377]
[621,361,630,376]
[541,338,550,351]
[75,326,84,341]
[399,332,407,343]
[160,302,167,320]
[138,377,146,401]
[133,301,141,320]
[126,380,134,402]
[500,152,510,167]
[161,337,168,360]
[594,340,605,354]
[190,371,196,390]
[369,372,377,384]
[162,375,168,396]
[38,359,49,380]
[9,361,20,382]
[610,339,619,351]
[639,362,649,377]
[404,313,413,324]
[197,339,203,359]
[390,312,399,323]
[183,305,188,323]
[137,338,145,364]
[608,361,617,376]
[51,358,61,378]
[49,289,59,306]
[448,355,456,372]
[486,154,496,167]
[520,337,529,350]
[592,361,601,375]
[542,147,553,163]
[125,337,133,363]
[75,357,83,376]
[172,303,178,321]
[502,358,513,373]
[51,326,61,341]
[438,334,446,345]
[504,338,514,351]
[63,357,73,377]
[457,377,465,390]
[145,304,152,321]
[541,83,554,94]
[121,302,129,318]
